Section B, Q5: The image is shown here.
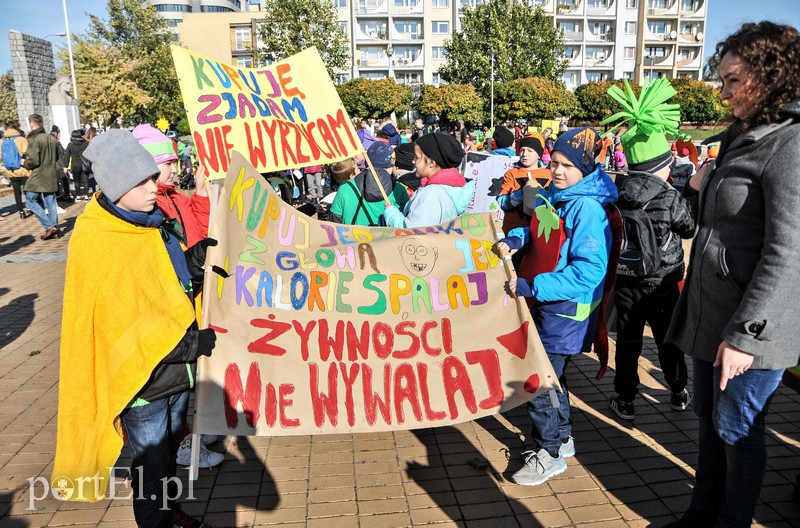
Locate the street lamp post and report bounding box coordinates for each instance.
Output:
[490,52,495,128]
[61,0,78,100]
[386,45,394,80]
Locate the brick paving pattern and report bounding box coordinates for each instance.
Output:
[1,201,798,527]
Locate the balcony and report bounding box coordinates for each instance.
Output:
[390,2,424,15]
[356,1,389,15]
[646,1,678,16]
[357,56,391,68]
[584,29,615,42]
[676,51,702,68]
[562,31,584,41]
[585,54,613,67]
[355,25,389,41]
[392,55,425,68]
[390,25,423,41]
[679,0,706,16]
[556,1,583,15]
[586,0,615,16]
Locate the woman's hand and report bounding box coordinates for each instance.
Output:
[714,340,754,391]
[195,164,208,197]
[688,161,714,191]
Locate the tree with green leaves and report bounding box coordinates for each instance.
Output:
[669,78,727,124]
[574,80,642,123]
[0,71,17,125]
[336,78,412,120]
[494,77,579,122]
[58,36,153,125]
[254,0,350,79]
[439,0,567,99]
[414,84,484,125]
[57,0,183,124]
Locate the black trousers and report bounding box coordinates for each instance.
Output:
[9,177,26,212]
[613,281,687,401]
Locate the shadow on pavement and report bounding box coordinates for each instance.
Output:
[0,235,36,258]
[409,427,543,527]
[0,293,38,350]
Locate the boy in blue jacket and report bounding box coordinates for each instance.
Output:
[496,127,618,486]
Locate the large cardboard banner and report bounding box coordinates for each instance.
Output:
[171,46,362,180]
[195,152,558,436]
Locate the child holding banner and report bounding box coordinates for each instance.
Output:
[133,125,210,248]
[496,128,618,486]
[52,130,217,528]
[383,133,476,228]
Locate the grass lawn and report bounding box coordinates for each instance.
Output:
[668,127,727,142]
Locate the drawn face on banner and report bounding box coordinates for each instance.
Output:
[399,237,438,276]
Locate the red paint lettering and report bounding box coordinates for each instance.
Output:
[466,349,503,410]
[318,320,345,362]
[279,384,300,428]
[338,362,360,427]
[292,320,317,361]
[442,356,478,419]
[362,363,391,426]
[309,362,338,427]
[393,363,422,424]
[248,317,291,355]
[393,321,420,359]
[416,363,447,421]
[346,321,370,361]
[223,362,261,429]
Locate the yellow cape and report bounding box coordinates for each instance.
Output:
[52,198,196,501]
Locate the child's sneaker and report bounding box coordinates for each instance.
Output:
[512,448,567,486]
[609,396,635,420]
[559,436,575,458]
[670,388,692,411]
[200,434,221,446]
[176,436,224,468]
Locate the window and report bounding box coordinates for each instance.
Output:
[679,48,694,60]
[358,0,383,11]
[624,46,635,59]
[562,71,578,86]
[432,21,449,33]
[561,46,576,59]
[155,4,192,12]
[201,6,234,12]
[460,0,486,7]
[394,46,419,60]
[362,72,386,80]
[233,27,251,51]
[338,21,348,33]
[360,21,387,38]
[681,23,694,34]
[648,0,668,8]
[585,47,607,59]
[645,46,666,57]
[625,0,637,6]
[432,72,443,85]
[394,0,417,7]
[587,0,608,7]
[236,56,253,68]
[648,21,667,34]
[336,73,351,85]
[432,0,448,6]
[432,46,446,59]
[588,22,609,35]
[396,72,421,84]
[558,21,576,32]
[360,46,383,61]
[394,20,419,38]
[625,21,636,34]
[586,71,607,82]
[623,71,634,79]
[681,0,694,10]
[334,0,347,7]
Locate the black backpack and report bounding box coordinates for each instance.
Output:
[617,201,671,278]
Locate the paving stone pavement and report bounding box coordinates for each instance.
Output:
[0,200,799,527]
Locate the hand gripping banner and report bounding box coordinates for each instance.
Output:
[196,153,558,436]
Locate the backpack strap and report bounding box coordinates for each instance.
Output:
[349,179,377,226]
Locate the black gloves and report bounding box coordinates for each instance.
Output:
[197,328,217,358]
[185,238,218,290]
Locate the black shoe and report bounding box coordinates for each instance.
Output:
[662,507,717,527]
[609,396,635,420]
[671,388,692,411]
[172,504,211,528]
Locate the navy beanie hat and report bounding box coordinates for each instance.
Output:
[382,123,401,146]
[366,141,395,168]
[493,126,514,149]
[394,142,415,171]
[552,127,602,176]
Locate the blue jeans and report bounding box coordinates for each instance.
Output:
[690,357,783,527]
[527,352,572,458]
[120,391,189,528]
[24,191,57,230]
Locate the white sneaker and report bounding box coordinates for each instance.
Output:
[512,448,567,486]
[57,206,66,214]
[176,437,224,468]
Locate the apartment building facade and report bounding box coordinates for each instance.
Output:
[165,0,708,90]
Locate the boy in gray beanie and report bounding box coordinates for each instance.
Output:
[57,128,217,528]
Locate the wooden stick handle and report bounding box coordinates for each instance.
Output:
[489,217,529,323]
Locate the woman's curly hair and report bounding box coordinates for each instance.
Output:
[711,21,800,130]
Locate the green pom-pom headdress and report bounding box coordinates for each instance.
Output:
[600,78,689,165]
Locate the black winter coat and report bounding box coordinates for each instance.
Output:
[615,170,695,287]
